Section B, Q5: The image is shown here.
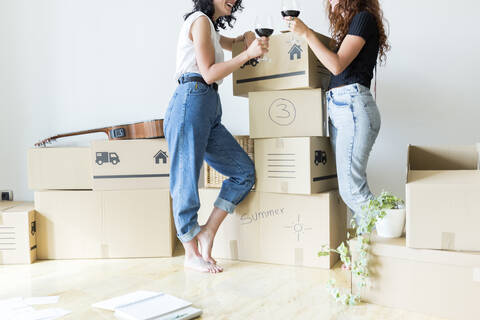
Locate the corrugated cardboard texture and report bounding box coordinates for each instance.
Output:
[249,89,327,139]
[406,144,480,251]
[255,137,337,194]
[232,32,332,97]
[353,236,480,320]
[28,147,93,190]
[91,139,170,191]
[198,189,346,269]
[0,203,36,265]
[35,190,174,260]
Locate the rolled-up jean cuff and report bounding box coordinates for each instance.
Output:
[214,197,236,214]
[178,222,201,243]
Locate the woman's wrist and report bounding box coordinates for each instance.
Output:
[305,28,314,41]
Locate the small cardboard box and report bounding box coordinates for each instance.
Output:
[35,189,176,259]
[352,235,480,320]
[91,139,170,191]
[0,202,36,264]
[232,32,333,97]
[406,144,480,251]
[249,89,327,139]
[28,147,93,190]
[254,137,337,194]
[198,188,347,269]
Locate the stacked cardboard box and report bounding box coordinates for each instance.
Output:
[351,144,480,319]
[28,139,176,260]
[0,202,36,264]
[199,32,347,269]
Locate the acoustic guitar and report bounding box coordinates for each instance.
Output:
[35,119,164,147]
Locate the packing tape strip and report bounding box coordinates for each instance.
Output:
[294,248,303,266]
[280,182,289,193]
[275,139,285,149]
[441,232,455,251]
[101,244,110,259]
[474,268,480,283]
[476,143,480,170]
[229,240,239,260]
[0,251,3,264]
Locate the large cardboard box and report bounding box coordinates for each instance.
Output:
[406,144,480,251]
[35,189,176,259]
[233,32,333,97]
[28,147,93,190]
[91,139,170,190]
[249,89,327,139]
[254,137,337,194]
[352,235,480,320]
[198,189,347,269]
[0,202,36,264]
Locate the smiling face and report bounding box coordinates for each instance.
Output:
[213,0,236,18]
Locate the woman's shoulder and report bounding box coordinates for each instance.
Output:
[185,11,210,25]
[352,10,376,24]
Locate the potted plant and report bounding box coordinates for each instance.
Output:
[365,192,405,238]
[318,191,404,305]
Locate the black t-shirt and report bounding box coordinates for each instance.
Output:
[329,11,379,89]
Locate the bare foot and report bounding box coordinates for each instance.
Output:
[197,226,223,271]
[184,255,222,273]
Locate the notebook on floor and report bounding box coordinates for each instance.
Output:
[92,291,202,320]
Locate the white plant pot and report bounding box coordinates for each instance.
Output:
[375,208,406,238]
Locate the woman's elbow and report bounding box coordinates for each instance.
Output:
[331,65,344,76]
[204,77,215,85]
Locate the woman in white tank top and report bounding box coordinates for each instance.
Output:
[164,0,269,274]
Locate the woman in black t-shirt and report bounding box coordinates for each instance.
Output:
[286,0,390,224]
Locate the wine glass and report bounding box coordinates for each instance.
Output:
[254,15,274,62]
[281,0,301,42]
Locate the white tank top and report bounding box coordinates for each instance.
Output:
[174,11,225,85]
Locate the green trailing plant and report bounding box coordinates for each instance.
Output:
[318,191,404,305]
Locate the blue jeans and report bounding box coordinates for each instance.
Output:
[327,83,381,220]
[164,73,255,243]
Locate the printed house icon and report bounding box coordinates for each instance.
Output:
[288,44,303,60]
[154,150,168,164]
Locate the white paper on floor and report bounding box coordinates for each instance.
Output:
[92,290,161,311]
[0,296,69,320]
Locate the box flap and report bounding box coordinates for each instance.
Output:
[408,145,477,171]
[407,170,480,184]
[367,235,480,267]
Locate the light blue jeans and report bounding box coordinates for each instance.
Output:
[164,73,255,243]
[327,83,381,221]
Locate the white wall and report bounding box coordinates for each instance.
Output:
[1,0,479,201]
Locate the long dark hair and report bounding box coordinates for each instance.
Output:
[184,0,244,31]
[326,0,390,65]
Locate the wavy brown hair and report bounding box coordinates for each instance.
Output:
[326,0,390,64]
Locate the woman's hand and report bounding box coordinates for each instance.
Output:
[246,37,269,59]
[285,17,310,38]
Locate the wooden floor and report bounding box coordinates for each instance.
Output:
[0,247,445,320]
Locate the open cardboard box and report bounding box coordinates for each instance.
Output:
[406,144,480,251]
[352,234,480,320]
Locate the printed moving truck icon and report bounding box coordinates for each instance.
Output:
[314,150,327,166]
[96,152,120,166]
[240,58,259,69]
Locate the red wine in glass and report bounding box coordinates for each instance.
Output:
[281,10,300,18]
[254,15,274,62]
[255,28,274,37]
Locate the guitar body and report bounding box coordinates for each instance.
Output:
[109,120,164,140]
[35,119,164,146]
